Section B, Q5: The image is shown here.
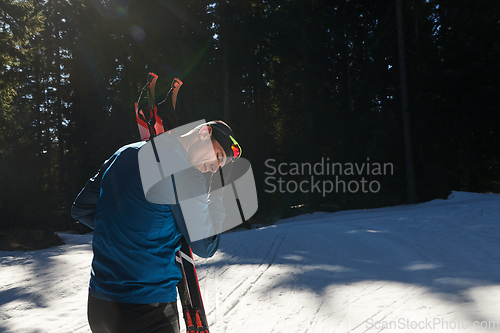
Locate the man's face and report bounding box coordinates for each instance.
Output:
[189,129,228,173]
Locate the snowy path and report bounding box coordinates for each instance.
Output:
[0,234,93,332]
[1,192,500,332]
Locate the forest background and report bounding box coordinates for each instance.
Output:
[1,0,499,233]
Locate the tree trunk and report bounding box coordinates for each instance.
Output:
[54,12,69,228]
[301,27,314,134]
[34,34,43,154]
[396,0,418,203]
[344,29,353,112]
[219,0,230,121]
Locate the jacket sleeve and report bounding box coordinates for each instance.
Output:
[71,157,115,229]
[170,203,220,258]
[170,169,222,258]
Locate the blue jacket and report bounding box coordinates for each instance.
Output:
[71,137,222,304]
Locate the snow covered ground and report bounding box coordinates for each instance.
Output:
[1,191,500,333]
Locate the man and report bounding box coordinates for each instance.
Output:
[71,120,241,333]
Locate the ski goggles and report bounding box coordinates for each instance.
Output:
[207,123,242,162]
[229,135,242,160]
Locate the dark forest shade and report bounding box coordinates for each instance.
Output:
[1,0,499,230]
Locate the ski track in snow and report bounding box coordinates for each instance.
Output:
[0,234,93,333]
[1,191,500,332]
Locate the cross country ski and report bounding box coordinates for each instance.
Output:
[134,72,210,333]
